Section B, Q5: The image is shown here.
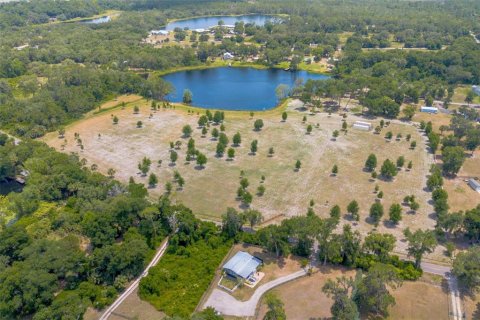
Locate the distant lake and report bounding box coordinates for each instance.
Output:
[0,180,23,195]
[80,16,111,24]
[164,15,279,31]
[163,67,329,110]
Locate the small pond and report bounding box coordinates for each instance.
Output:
[163,67,329,110]
[0,180,23,196]
[164,14,279,31]
[81,16,111,24]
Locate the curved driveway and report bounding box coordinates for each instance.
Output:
[203,269,306,317]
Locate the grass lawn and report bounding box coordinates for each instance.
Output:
[43,97,439,255]
[463,291,480,320]
[452,86,480,105]
[388,278,449,320]
[257,265,355,319]
[256,269,449,320]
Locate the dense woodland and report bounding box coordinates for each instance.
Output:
[1,0,480,319]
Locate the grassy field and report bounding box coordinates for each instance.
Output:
[43,96,440,251]
[411,104,480,213]
[83,287,165,320]
[452,85,480,105]
[256,270,449,320]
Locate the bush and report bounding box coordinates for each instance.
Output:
[139,237,232,317]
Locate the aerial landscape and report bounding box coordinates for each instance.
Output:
[0,0,479,319]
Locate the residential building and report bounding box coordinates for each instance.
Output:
[223,251,262,280]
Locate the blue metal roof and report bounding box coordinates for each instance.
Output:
[223,251,261,279]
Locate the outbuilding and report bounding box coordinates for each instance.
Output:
[223,251,262,281]
[468,178,480,193]
[420,106,438,113]
[353,120,372,131]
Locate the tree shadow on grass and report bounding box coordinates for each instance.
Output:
[382,220,398,229]
[194,165,205,170]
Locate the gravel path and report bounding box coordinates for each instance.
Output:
[203,269,306,317]
[421,262,463,320]
[99,238,169,320]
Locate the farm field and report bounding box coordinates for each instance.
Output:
[44,97,441,251]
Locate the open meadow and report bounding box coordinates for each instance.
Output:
[44,97,439,251]
[256,269,449,320]
[413,109,480,213]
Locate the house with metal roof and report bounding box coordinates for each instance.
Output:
[223,251,262,280]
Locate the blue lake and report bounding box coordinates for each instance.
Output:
[164,14,279,31]
[163,67,329,110]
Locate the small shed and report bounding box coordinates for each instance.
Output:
[420,106,438,114]
[223,251,262,280]
[353,120,372,131]
[468,178,480,193]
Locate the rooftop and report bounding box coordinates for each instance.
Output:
[223,251,262,279]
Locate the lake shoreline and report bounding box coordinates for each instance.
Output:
[162,66,329,110]
[161,13,287,30]
[154,61,331,77]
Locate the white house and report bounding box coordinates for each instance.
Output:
[223,52,234,60]
[468,178,480,193]
[420,106,438,114]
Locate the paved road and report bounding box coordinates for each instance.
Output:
[99,238,169,320]
[421,262,463,320]
[203,269,306,317]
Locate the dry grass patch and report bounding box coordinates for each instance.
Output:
[43,98,435,253]
[463,292,480,320]
[388,279,449,320]
[452,86,480,105]
[412,109,452,133]
[256,268,449,320]
[256,266,355,320]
